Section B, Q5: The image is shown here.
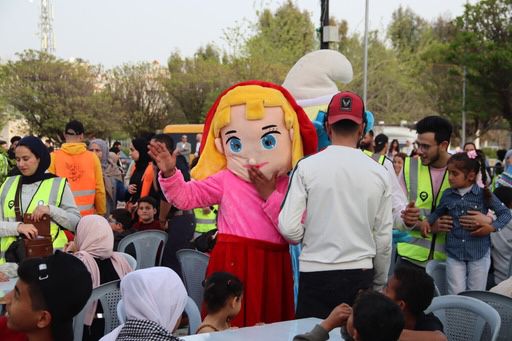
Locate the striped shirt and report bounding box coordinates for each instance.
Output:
[428,184,512,261]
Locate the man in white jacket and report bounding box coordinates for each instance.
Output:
[279,91,393,319]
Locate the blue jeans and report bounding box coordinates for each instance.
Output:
[446,250,491,294]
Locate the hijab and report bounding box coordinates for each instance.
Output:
[505,149,512,173]
[16,136,55,184]
[89,138,109,169]
[131,138,150,170]
[74,215,133,326]
[99,267,187,341]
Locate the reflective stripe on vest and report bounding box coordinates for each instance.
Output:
[363,150,386,165]
[397,157,450,264]
[0,176,67,263]
[193,206,217,233]
[53,150,97,216]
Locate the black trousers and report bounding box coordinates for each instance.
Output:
[296,268,374,319]
[161,214,195,279]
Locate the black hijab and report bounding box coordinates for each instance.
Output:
[131,137,150,170]
[17,136,55,184]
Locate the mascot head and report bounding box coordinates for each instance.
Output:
[191,81,317,181]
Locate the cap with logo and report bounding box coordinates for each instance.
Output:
[326,91,365,125]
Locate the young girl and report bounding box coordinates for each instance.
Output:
[196,272,243,334]
[427,151,512,294]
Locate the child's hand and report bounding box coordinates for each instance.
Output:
[0,271,9,282]
[420,221,431,238]
[320,303,352,332]
[469,224,496,237]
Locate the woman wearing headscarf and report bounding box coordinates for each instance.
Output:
[99,267,187,341]
[72,214,133,341]
[125,138,155,212]
[0,136,80,263]
[89,139,124,216]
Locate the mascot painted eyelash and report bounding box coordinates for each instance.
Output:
[154,80,317,327]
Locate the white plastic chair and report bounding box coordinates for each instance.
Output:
[117,230,168,269]
[460,290,512,341]
[118,252,137,270]
[73,280,122,341]
[425,295,501,341]
[176,249,210,309]
[426,260,447,296]
[184,296,201,335]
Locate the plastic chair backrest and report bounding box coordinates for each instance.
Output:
[425,295,501,341]
[118,252,137,270]
[184,296,201,335]
[117,230,168,269]
[73,280,122,341]
[176,249,209,308]
[117,299,125,324]
[508,257,512,278]
[460,290,512,341]
[426,260,447,296]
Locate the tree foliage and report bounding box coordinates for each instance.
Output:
[0,50,113,142]
[104,62,175,137]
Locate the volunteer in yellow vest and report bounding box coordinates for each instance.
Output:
[193,205,217,238]
[48,120,106,216]
[0,136,80,263]
[397,116,490,267]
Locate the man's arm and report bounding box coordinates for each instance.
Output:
[372,178,393,290]
[400,330,447,341]
[278,164,307,243]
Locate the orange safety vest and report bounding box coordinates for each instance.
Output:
[52,150,97,216]
[130,163,154,199]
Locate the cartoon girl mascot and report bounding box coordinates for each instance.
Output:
[149,80,317,327]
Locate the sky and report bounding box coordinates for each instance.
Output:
[0,0,472,68]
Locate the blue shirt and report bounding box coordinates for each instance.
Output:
[428,184,512,261]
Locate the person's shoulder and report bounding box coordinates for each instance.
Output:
[415,312,444,332]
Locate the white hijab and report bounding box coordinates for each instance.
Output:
[100,267,188,341]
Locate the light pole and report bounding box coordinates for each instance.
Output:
[363,0,369,104]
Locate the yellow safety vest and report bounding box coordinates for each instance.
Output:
[363,150,386,165]
[0,175,68,263]
[193,206,217,233]
[397,157,450,264]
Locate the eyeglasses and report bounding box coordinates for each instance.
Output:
[413,141,438,152]
[90,148,101,152]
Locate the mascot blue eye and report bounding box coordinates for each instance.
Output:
[229,138,242,153]
[261,134,277,150]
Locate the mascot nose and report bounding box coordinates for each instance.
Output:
[248,158,257,165]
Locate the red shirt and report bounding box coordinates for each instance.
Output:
[132,220,162,231]
[0,316,28,341]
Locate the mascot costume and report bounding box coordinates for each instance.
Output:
[154,80,317,326]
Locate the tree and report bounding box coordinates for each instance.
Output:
[104,62,176,137]
[164,45,233,123]
[245,0,316,67]
[388,6,428,57]
[0,50,114,143]
[448,0,512,131]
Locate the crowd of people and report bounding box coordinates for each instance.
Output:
[0,82,511,341]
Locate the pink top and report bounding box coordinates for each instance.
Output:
[159,169,289,244]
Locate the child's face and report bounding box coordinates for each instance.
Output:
[215,105,293,182]
[5,279,50,332]
[448,163,475,189]
[137,202,156,223]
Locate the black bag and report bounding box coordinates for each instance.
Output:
[193,228,218,253]
[5,238,26,263]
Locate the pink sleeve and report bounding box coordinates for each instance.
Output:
[261,177,287,228]
[158,169,223,210]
